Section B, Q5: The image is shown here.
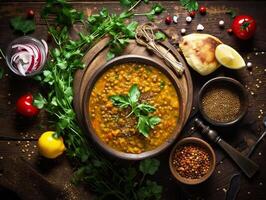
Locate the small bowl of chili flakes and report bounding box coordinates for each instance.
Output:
[169,137,216,185]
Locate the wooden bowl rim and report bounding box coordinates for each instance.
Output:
[169,137,216,185]
[198,76,249,126]
[82,54,185,160]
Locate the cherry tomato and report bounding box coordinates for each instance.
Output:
[199,6,207,15]
[27,9,35,18]
[227,28,233,34]
[165,16,172,25]
[231,15,256,40]
[188,11,196,18]
[16,94,39,117]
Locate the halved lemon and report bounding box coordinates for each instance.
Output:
[215,44,246,69]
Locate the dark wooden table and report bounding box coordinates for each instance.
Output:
[0,1,266,200]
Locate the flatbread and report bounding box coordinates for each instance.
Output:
[179,33,222,76]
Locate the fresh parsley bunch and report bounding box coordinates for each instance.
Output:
[34,0,166,199]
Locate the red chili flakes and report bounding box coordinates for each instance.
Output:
[172,145,211,179]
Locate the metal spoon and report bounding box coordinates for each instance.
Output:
[226,116,266,200]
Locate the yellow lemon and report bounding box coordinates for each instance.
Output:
[215,44,246,69]
[38,131,66,159]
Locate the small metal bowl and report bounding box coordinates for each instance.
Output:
[169,137,216,185]
[198,77,248,126]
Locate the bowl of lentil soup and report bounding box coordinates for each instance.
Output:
[82,55,185,160]
[198,77,248,126]
[169,137,216,185]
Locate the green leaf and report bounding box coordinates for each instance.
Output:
[126,21,138,38]
[149,116,161,128]
[155,31,166,41]
[152,3,165,14]
[144,3,165,21]
[137,104,156,114]
[137,115,150,137]
[128,84,140,105]
[119,11,133,19]
[120,0,136,7]
[107,51,115,61]
[33,93,47,109]
[137,180,163,200]
[139,158,160,175]
[109,95,130,108]
[10,17,35,35]
[180,0,199,12]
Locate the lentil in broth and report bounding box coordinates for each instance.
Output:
[88,63,179,154]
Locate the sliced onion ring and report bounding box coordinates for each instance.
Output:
[41,39,48,56]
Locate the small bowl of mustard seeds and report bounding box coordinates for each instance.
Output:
[198,77,248,126]
[169,137,216,185]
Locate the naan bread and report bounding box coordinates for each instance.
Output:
[179,33,222,76]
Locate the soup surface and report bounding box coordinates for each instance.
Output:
[88,62,179,154]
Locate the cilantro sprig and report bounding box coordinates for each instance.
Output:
[134,3,165,21]
[109,84,161,137]
[180,0,199,12]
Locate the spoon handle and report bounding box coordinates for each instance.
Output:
[194,118,259,178]
[217,138,259,178]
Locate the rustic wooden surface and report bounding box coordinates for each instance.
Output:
[0,1,266,200]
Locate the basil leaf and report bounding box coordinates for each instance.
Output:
[109,95,130,108]
[139,158,160,175]
[128,84,140,105]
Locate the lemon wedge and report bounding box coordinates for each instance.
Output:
[215,44,246,69]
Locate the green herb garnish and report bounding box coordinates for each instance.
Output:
[180,0,199,12]
[42,0,83,26]
[10,16,35,35]
[134,3,165,21]
[109,84,161,137]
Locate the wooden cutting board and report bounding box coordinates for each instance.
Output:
[73,37,193,133]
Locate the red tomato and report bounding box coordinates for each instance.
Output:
[231,15,256,40]
[188,11,196,18]
[27,9,35,18]
[199,6,207,15]
[16,94,39,117]
[165,16,172,25]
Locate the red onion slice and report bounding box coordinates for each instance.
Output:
[12,44,34,56]
[41,39,48,56]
